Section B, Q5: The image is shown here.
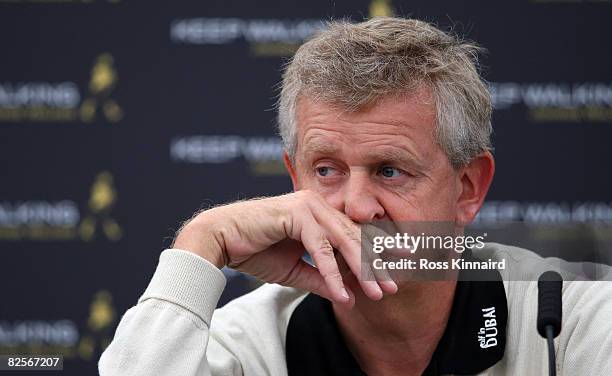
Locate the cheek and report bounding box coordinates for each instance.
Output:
[426,185,460,220]
[381,178,459,222]
[293,160,313,190]
[295,164,320,191]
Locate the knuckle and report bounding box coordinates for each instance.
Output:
[337,234,359,252]
[320,238,334,252]
[319,239,334,254]
[312,238,334,258]
[339,221,360,243]
[346,227,360,243]
[321,268,342,281]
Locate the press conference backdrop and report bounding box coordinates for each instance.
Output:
[0,0,610,374]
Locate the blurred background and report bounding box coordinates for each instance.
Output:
[0,0,611,374]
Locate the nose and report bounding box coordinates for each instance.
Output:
[342,173,385,224]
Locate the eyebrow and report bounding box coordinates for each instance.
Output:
[363,147,426,171]
[301,139,341,158]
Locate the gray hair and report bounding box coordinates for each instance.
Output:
[277,17,492,168]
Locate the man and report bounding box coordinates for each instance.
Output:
[99,18,612,375]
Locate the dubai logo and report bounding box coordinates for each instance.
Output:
[0,52,122,123]
[79,171,122,241]
[369,0,394,18]
[477,306,498,349]
[80,54,123,123]
[78,290,116,361]
[0,171,123,241]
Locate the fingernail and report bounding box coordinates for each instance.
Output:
[382,280,398,293]
[373,287,384,300]
[341,288,350,301]
[365,281,382,300]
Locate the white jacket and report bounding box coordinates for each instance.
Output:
[99,243,612,375]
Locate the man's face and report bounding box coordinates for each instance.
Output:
[287,87,465,225]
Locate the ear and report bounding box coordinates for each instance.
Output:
[455,151,495,226]
[283,151,300,191]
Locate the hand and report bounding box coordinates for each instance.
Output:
[173,190,397,305]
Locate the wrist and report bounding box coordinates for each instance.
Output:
[173,216,227,269]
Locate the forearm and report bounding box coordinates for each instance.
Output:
[99,249,226,376]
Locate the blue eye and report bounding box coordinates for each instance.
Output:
[380,166,401,178]
[317,167,331,176]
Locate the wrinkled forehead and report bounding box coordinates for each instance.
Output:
[293,87,438,161]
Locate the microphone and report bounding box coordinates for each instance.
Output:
[537,271,563,376]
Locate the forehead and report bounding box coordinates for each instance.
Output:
[295,87,438,161]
